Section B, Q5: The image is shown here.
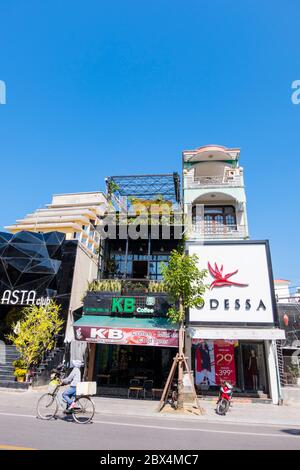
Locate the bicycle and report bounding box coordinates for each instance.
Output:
[36,367,95,424]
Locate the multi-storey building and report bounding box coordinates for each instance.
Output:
[73,174,182,393]
[183,144,248,240]
[5,192,107,255]
[184,144,285,405]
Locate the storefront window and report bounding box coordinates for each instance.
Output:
[94,344,174,388]
[193,340,269,395]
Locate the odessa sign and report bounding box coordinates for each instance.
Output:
[0,290,51,306]
[74,325,179,347]
[188,242,275,324]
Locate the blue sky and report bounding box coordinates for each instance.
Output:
[0,1,299,287]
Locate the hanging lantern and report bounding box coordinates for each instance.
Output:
[283,313,289,327]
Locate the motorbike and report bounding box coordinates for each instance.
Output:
[216,381,233,415]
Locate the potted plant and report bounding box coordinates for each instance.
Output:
[14,367,27,382]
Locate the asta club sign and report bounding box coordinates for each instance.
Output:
[188,242,275,324]
[0,290,51,306]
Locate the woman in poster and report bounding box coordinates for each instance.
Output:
[195,342,214,386]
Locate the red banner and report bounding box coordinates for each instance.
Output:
[214,340,236,385]
[74,325,179,348]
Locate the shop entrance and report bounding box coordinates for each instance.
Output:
[238,342,268,394]
[93,344,174,388]
[193,339,269,397]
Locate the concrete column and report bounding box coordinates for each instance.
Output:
[265,340,282,405]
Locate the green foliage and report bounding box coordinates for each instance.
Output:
[13,368,27,378]
[107,180,120,197]
[123,281,148,293]
[161,249,208,323]
[148,281,167,293]
[87,279,122,293]
[6,301,64,369]
[12,359,26,369]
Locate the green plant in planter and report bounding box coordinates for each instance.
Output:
[123,281,147,293]
[13,368,27,382]
[148,281,167,293]
[87,279,122,293]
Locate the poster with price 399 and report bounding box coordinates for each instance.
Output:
[214,341,236,385]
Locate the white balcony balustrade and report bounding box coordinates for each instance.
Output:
[187,223,248,240]
[184,173,243,188]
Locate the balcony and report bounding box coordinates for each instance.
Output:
[188,223,248,240]
[184,173,242,188]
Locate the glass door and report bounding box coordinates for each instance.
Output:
[240,342,268,394]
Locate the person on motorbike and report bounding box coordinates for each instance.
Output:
[61,360,82,410]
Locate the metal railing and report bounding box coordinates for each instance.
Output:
[187,223,248,239]
[184,174,242,187]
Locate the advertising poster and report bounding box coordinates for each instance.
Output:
[214,340,236,385]
[194,340,236,386]
[74,325,179,347]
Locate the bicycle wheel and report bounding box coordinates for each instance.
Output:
[37,393,58,420]
[72,396,95,424]
[216,398,228,416]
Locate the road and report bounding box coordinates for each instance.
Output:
[0,407,300,450]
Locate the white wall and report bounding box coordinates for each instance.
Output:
[64,243,98,343]
[265,340,282,405]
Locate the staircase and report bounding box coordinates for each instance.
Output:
[32,347,65,387]
[276,340,286,386]
[0,345,29,390]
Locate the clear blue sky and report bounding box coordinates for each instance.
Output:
[0,1,299,287]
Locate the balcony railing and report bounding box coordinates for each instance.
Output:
[184,174,242,188]
[188,223,248,240]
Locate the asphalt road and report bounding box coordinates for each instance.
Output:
[0,408,300,450]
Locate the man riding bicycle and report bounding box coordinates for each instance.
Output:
[61,360,82,411]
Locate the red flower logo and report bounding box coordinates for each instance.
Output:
[208,262,248,289]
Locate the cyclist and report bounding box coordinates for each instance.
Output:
[61,360,82,410]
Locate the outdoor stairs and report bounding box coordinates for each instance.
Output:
[0,345,29,390]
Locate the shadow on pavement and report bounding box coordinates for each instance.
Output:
[281,429,300,436]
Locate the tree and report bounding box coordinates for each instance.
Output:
[7,301,64,371]
[161,248,208,409]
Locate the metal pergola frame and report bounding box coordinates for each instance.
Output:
[106,173,181,204]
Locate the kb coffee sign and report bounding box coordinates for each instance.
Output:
[84,292,171,317]
[188,241,276,324]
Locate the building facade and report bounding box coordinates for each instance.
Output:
[73,174,182,393]
[5,192,107,255]
[183,145,285,404]
[0,230,98,387]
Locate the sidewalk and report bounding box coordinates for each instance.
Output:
[0,387,300,428]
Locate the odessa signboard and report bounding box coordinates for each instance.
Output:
[188,241,276,324]
[74,325,179,347]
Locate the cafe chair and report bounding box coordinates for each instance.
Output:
[143,380,154,399]
[127,379,143,399]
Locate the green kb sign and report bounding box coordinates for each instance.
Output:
[111,297,135,313]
